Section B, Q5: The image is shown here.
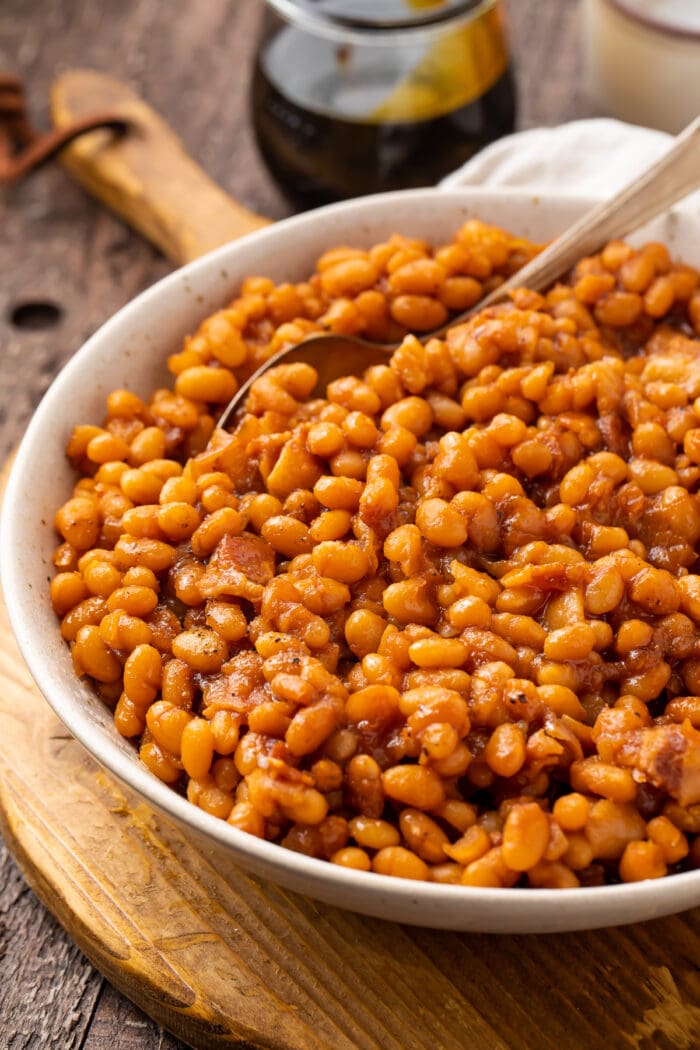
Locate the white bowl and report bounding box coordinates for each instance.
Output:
[3,187,700,933]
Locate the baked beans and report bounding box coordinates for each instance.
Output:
[51,221,700,887]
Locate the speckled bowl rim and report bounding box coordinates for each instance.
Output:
[3,186,700,933]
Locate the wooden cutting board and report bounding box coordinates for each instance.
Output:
[3,69,700,1050]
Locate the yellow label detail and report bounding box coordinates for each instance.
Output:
[406,0,451,8]
[369,6,509,123]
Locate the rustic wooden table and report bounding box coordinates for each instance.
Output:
[0,1,593,1046]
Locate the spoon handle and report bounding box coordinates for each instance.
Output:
[51,70,270,265]
[478,113,700,308]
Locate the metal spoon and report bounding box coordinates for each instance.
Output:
[217,114,700,432]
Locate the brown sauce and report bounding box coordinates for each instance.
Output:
[251,60,516,207]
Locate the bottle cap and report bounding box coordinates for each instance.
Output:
[268,0,482,33]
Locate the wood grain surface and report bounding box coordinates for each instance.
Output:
[0,1,643,1047]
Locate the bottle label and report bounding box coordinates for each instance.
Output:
[262,3,510,125]
[371,8,509,122]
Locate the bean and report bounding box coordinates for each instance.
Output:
[462,847,516,888]
[646,816,689,864]
[331,847,371,871]
[382,765,445,810]
[181,718,215,780]
[345,685,401,724]
[172,628,229,674]
[349,816,400,850]
[372,846,430,880]
[484,723,526,777]
[397,810,448,863]
[123,644,162,706]
[408,637,468,668]
[114,535,176,572]
[50,572,89,616]
[544,623,596,661]
[72,625,122,683]
[416,498,468,547]
[390,295,447,332]
[570,758,637,803]
[286,702,339,757]
[157,502,201,542]
[107,585,159,617]
[175,366,237,403]
[619,841,667,882]
[54,498,99,549]
[501,803,550,871]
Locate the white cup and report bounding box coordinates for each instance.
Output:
[583,0,700,133]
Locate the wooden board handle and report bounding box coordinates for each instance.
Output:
[51,69,270,265]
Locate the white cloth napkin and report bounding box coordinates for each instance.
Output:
[440,118,672,198]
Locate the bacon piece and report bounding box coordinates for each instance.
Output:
[201,651,266,715]
[499,560,587,591]
[199,533,276,604]
[266,435,323,499]
[596,713,700,807]
[636,722,700,808]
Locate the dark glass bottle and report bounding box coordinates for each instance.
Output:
[251,0,517,208]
